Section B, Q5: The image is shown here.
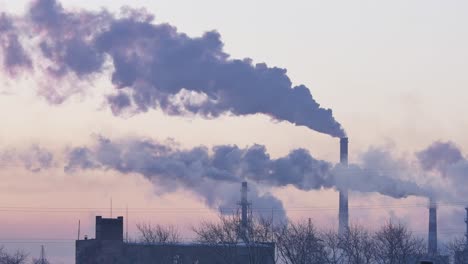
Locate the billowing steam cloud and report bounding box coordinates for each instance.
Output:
[6,0,468,220]
[66,137,288,219]
[0,0,345,137]
[65,137,430,209]
[417,141,464,175]
[3,138,465,215]
[340,147,431,198]
[0,13,31,75]
[417,141,468,201]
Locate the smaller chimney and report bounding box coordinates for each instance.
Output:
[428,199,437,255]
[240,182,250,242]
[465,208,468,249]
[340,137,349,165]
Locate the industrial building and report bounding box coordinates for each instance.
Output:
[76,226,274,264]
[76,182,275,264]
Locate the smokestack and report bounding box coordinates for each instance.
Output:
[240,181,250,242]
[465,208,468,249]
[340,137,349,165]
[339,137,349,235]
[428,199,437,255]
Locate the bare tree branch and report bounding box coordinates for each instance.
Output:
[275,220,327,264]
[373,221,425,264]
[446,237,468,264]
[136,223,181,244]
[339,225,375,264]
[321,229,345,264]
[0,247,28,264]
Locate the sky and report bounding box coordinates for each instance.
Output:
[1,0,468,263]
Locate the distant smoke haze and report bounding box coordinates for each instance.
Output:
[0,0,345,138]
[0,145,53,172]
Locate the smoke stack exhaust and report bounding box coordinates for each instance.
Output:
[428,199,437,255]
[240,181,250,241]
[339,137,349,235]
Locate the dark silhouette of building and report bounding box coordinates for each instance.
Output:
[76,216,275,264]
[96,216,123,241]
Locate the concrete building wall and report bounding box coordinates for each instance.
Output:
[76,240,125,264]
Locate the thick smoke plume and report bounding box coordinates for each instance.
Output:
[417,141,468,202]
[0,13,31,75]
[66,137,288,219]
[65,137,430,209]
[4,138,465,214]
[0,0,345,137]
[417,141,463,175]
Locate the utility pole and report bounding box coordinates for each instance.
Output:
[110,197,113,218]
[77,220,81,240]
[126,205,129,242]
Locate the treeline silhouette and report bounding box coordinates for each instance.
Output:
[3,214,468,264]
[135,214,467,264]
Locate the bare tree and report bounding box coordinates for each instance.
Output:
[136,223,181,244]
[321,230,346,264]
[0,247,28,264]
[339,225,375,264]
[447,237,468,264]
[275,219,327,264]
[252,216,277,243]
[373,222,425,264]
[193,214,244,264]
[193,213,276,264]
[31,258,50,264]
[249,216,278,264]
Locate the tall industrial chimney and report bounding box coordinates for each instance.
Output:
[428,198,437,255]
[240,181,250,242]
[338,137,349,235]
[465,208,468,249]
[340,137,348,165]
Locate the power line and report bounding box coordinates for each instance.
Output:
[0,202,463,214]
[0,229,467,244]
